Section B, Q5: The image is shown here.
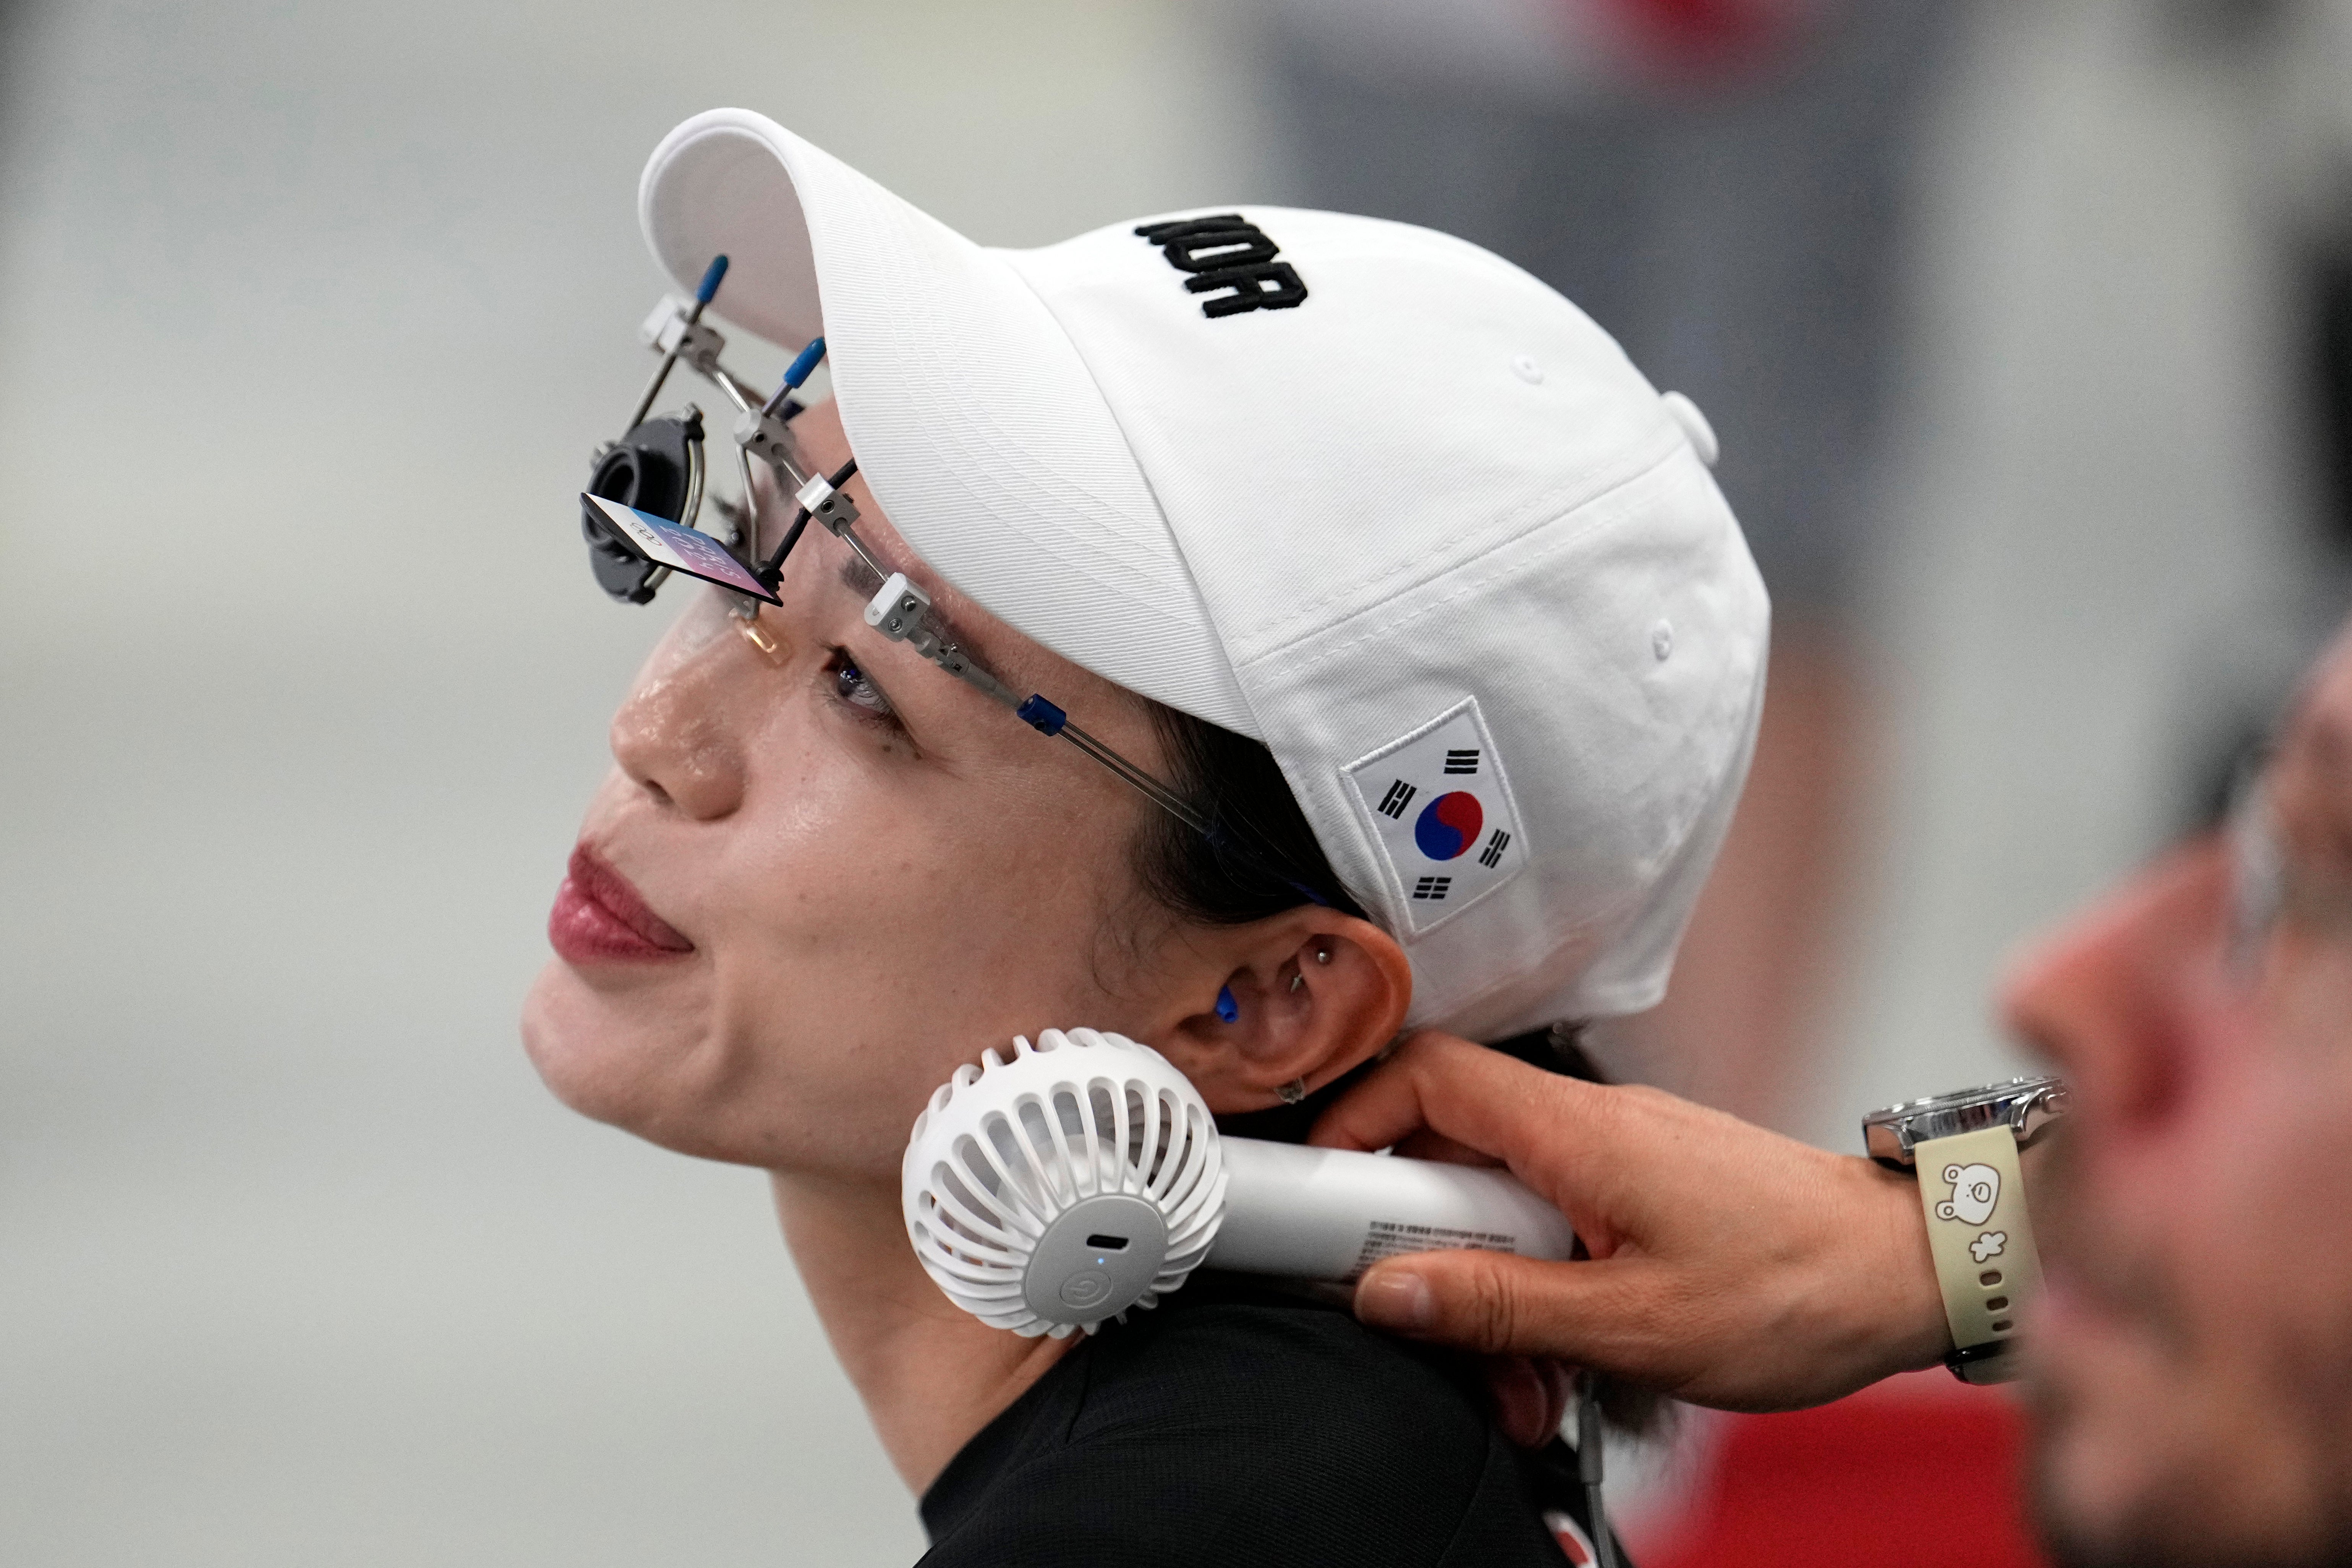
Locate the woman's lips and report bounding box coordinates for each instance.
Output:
[549,845,695,964]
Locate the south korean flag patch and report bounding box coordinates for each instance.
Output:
[1343,697,1526,935]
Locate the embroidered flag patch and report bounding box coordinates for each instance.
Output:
[1343,698,1524,935]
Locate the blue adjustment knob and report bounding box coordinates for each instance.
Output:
[1016,695,1068,736]
[784,336,828,390]
[695,254,729,305]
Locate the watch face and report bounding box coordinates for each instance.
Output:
[1861,1076,2069,1167]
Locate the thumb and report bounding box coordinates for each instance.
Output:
[1353,1250,1627,1362]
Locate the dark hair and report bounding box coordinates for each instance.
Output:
[1136,704,1370,928]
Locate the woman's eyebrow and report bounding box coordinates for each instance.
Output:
[836,552,886,600]
[833,552,1011,681]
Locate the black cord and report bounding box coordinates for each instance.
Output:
[1578,1377,1621,1568]
[758,457,860,589]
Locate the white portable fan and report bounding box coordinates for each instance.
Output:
[902,1028,1578,1337]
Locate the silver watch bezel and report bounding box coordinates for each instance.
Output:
[1861,1076,2071,1169]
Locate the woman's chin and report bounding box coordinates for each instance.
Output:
[520,956,822,1169]
[522,956,705,1140]
[521,940,945,1178]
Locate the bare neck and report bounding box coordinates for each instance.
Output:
[770,1170,1077,1496]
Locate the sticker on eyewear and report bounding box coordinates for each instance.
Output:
[580,493,780,604]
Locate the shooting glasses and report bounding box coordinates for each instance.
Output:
[577,256,1333,905]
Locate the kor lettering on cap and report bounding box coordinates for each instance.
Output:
[1134,214,1309,319]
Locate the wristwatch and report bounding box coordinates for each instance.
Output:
[1861,1077,2071,1385]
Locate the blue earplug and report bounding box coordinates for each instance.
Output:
[1214,985,1239,1024]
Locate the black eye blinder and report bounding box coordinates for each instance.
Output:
[582,411,706,604]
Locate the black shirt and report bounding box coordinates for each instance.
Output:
[917,1275,1612,1568]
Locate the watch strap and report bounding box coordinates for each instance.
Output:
[1945,1341,2020,1386]
[1913,1124,2041,1379]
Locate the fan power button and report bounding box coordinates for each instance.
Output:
[1059,1272,1112,1308]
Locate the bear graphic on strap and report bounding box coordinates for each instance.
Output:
[1937,1163,2001,1226]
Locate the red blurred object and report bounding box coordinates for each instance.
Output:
[1591,0,1810,79]
[1627,1372,2052,1568]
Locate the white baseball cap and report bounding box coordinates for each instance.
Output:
[635,107,1769,1040]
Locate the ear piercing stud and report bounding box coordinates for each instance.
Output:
[1277,1078,1307,1105]
[1240,948,1332,1017]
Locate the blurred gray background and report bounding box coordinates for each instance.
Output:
[0,1,2338,1564]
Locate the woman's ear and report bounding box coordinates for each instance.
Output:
[1151,912,1413,1115]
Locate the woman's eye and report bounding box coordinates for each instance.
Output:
[828,651,896,719]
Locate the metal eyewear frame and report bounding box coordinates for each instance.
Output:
[579,254,1213,838]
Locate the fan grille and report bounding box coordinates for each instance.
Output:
[902,1029,1227,1337]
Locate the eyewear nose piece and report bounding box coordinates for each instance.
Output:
[736,607,789,665]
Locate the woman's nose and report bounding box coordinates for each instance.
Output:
[609,650,749,821]
[1998,836,2233,1135]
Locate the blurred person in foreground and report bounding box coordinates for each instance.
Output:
[1317,615,2352,1566]
[1271,0,1964,1128]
